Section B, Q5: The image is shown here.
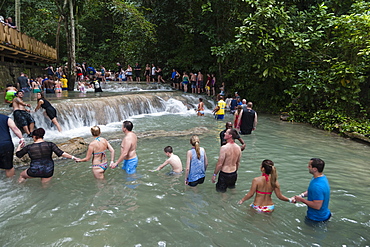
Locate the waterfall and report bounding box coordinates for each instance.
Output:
[30,92,215,132]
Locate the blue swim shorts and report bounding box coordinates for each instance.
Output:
[122,156,138,174]
[216,114,224,120]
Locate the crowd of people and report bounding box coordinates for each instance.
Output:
[1,110,331,224]
[1,67,331,225]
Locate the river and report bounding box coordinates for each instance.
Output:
[0,83,369,246]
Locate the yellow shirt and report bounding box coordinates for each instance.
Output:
[61,78,68,88]
[217,100,226,115]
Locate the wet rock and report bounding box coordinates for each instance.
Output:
[14,137,88,167]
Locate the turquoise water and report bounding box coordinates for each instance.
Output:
[0,86,369,246]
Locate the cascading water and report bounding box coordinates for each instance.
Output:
[0,83,369,246]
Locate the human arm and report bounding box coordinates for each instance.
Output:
[111,139,130,168]
[8,118,24,145]
[237,137,246,151]
[75,143,94,162]
[61,152,78,160]
[34,99,43,112]
[203,149,208,171]
[184,150,191,185]
[238,178,258,204]
[107,141,115,167]
[294,190,322,209]
[155,159,170,171]
[273,181,290,202]
[212,147,226,183]
[253,112,258,130]
[14,97,31,109]
[295,196,323,210]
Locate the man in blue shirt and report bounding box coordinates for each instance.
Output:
[295,158,331,222]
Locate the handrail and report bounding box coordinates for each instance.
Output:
[0,24,57,60]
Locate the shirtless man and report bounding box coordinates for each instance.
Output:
[12,91,35,136]
[212,128,242,192]
[111,121,138,174]
[153,146,183,174]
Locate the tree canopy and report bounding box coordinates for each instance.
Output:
[1,0,369,135]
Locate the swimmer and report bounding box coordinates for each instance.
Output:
[76,126,115,179]
[152,146,183,175]
[111,121,138,174]
[238,160,294,213]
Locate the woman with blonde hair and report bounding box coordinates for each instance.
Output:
[76,126,115,179]
[238,159,293,212]
[185,135,208,187]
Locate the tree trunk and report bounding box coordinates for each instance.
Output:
[67,0,76,90]
[56,16,62,64]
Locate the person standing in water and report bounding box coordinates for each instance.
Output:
[238,159,293,213]
[212,128,241,192]
[294,158,331,223]
[16,128,77,184]
[111,121,138,174]
[196,98,205,116]
[0,113,24,177]
[34,92,62,132]
[76,126,115,179]
[185,135,208,187]
[12,90,35,136]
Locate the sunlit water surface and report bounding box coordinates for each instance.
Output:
[0,84,369,246]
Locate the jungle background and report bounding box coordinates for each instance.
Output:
[1,0,370,136]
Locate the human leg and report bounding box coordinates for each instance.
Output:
[18,169,32,183]
[51,118,62,132]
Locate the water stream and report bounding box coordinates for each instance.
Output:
[0,83,369,246]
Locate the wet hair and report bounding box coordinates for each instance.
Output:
[123,121,133,131]
[261,159,277,189]
[164,146,173,153]
[199,98,203,102]
[190,135,201,159]
[310,158,325,172]
[228,128,238,140]
[91,126,101,136]
[15,90,23,95]
[32,128,45,139]
[6,84,13,87]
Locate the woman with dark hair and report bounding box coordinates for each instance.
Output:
[185,135,208,187]
[16,128,77,183]
[238,159,293,213]
[35,92,62,132]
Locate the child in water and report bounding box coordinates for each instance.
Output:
[153,146,183,175]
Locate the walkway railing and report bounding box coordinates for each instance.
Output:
[0,24,57,60]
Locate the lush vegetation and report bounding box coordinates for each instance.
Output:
[1,0,369,136]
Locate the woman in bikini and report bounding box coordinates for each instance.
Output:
[238,159,293,212]
[76,126,115,179]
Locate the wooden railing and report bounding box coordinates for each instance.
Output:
[0,24,57,60]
